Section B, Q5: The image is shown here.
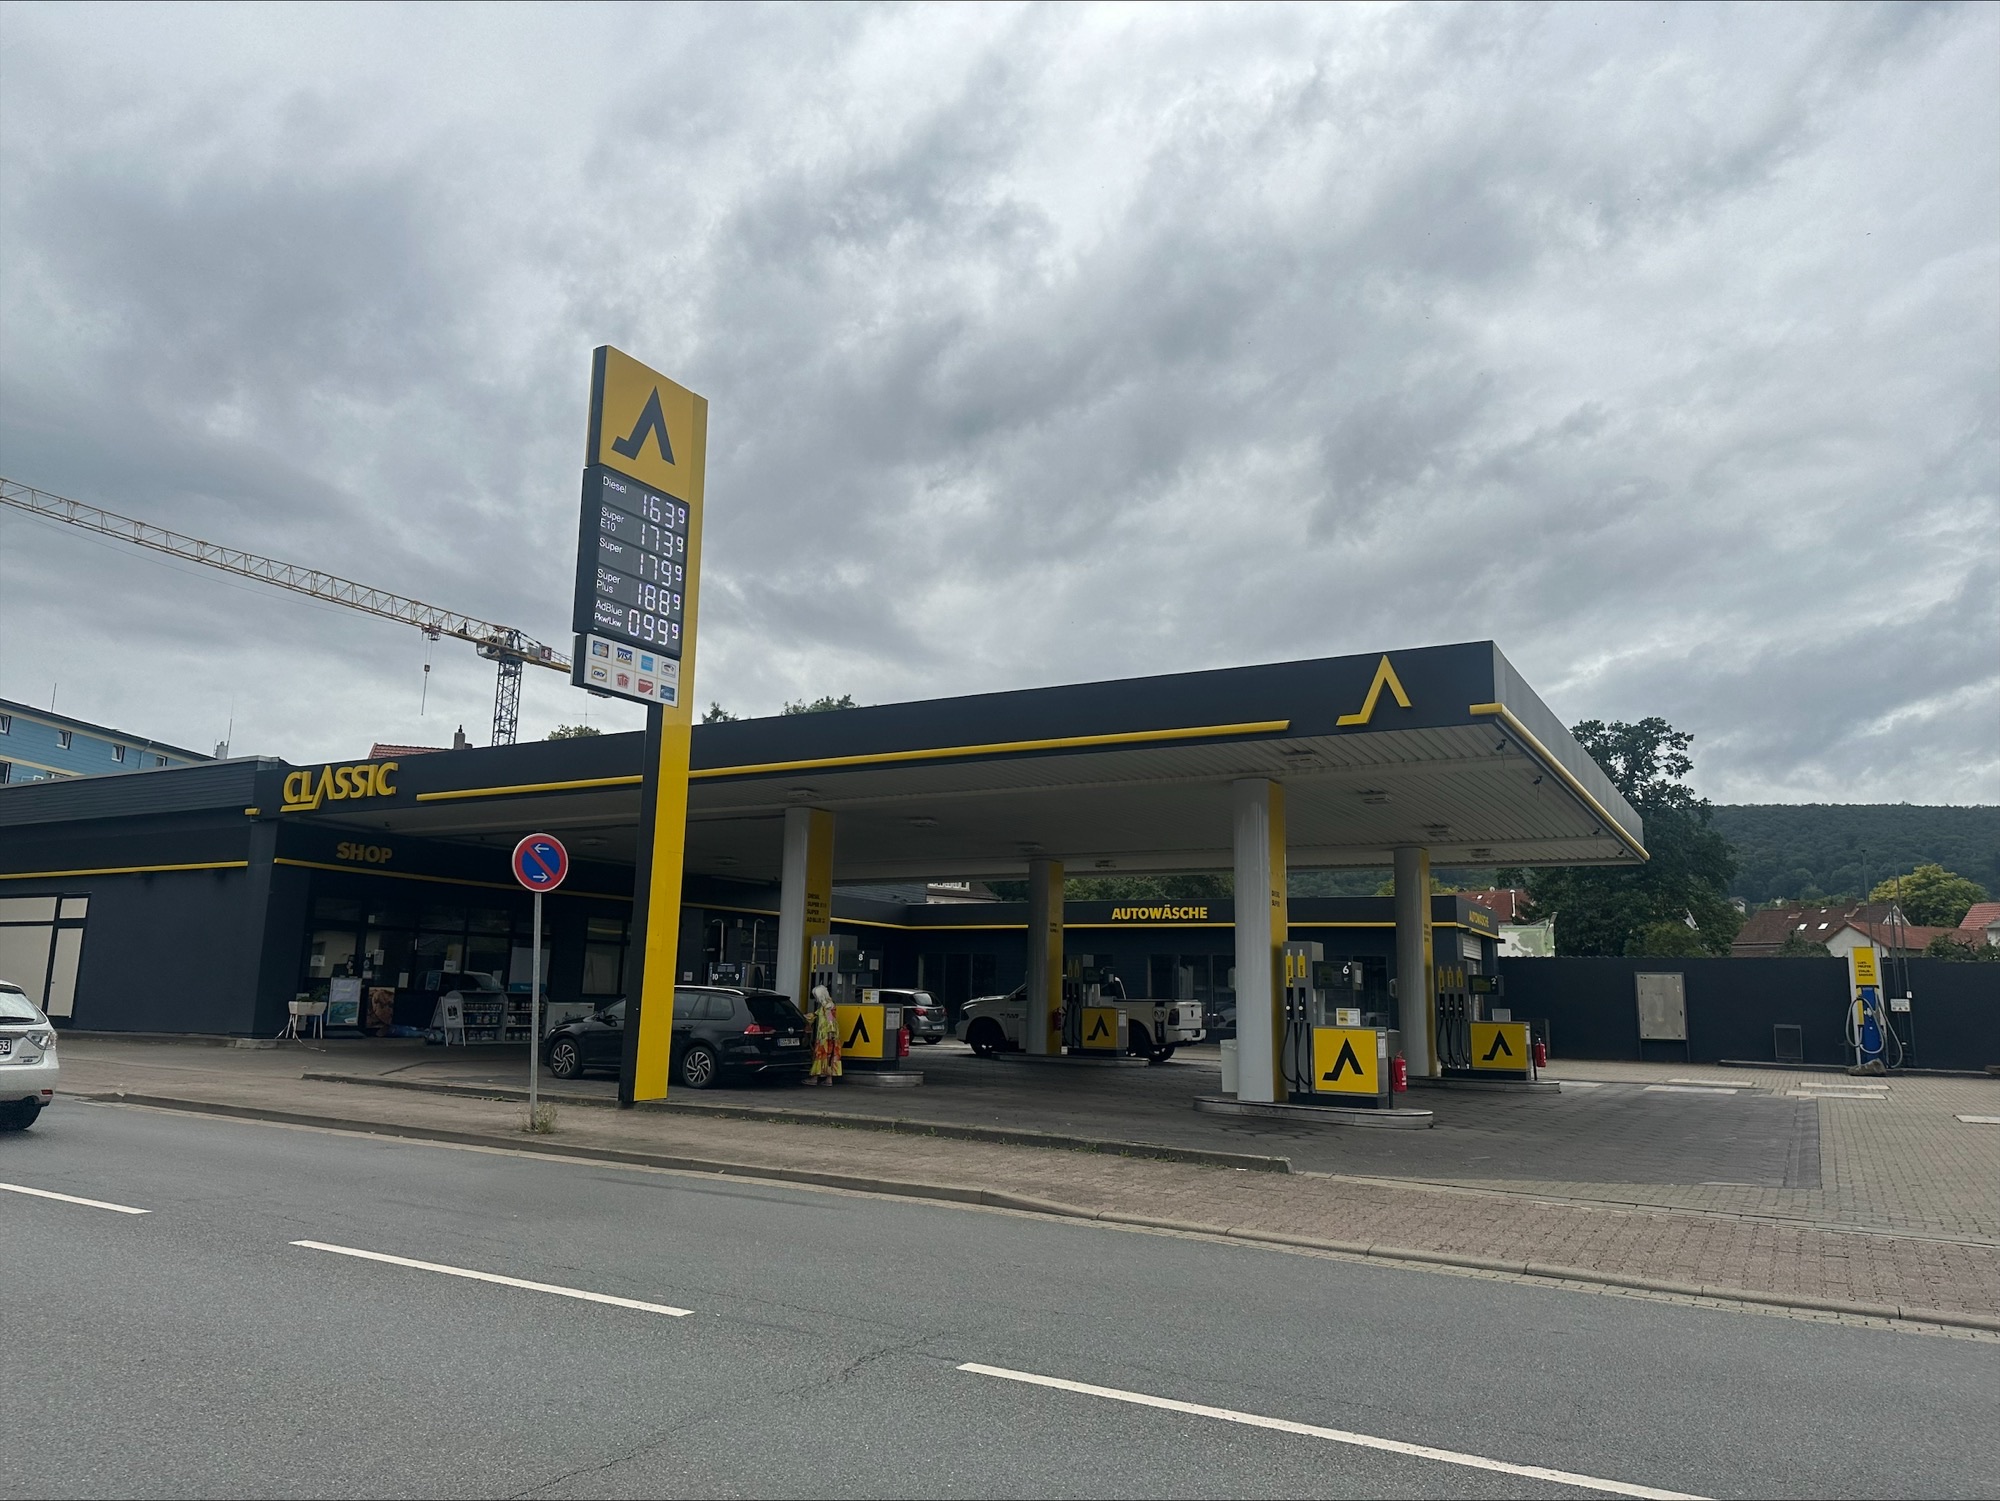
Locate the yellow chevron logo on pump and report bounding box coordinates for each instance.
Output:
[1336,656,1413,726]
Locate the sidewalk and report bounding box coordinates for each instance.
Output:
[51,1038,2000,1329]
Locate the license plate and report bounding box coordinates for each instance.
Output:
[776,1037,800,1047]
[0,1039,11,1056]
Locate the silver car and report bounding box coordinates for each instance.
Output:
[0,982,58,1131]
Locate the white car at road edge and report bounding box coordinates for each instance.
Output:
[0,981,58,1131]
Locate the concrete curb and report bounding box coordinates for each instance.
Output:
[297,1071,1296,1173]
[1193,1095,1434,1129]
[78,1090,2000,1335]
[1405,1076,1561,1095]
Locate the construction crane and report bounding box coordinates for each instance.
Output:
[0,475,569,746]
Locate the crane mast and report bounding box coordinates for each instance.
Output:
[0,476,568,746]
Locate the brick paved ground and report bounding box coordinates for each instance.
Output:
[49,1039,2000,1322]
[1509,1059,2000,1241]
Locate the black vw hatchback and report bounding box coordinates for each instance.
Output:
[543,987,810,1089]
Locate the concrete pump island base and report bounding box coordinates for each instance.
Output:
[1,640,1644,1137]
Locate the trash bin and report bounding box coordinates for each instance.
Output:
[1219,1037,1239,1095]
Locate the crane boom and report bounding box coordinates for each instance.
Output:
[0,475,569,745]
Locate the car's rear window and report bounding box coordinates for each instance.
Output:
[746,995,804,1028]
[1,991,45,1023]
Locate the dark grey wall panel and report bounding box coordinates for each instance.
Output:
[66,868,264,1033]
[1498,956,2000,1070]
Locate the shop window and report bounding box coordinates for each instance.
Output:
[0,894,87,1020]
[112,744,126,763]
[582,942,625,995]
[306,929,359,980]
[313,897,365,924]
[363,928,416,987]
[0,762,10,784]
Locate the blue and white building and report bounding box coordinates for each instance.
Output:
[0,698,211,784]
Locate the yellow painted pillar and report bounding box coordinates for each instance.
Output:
[776,806,835,1006]
[1025,857,1064,1055]
[1394,845,1436,1078]
[1232,779,1288,1102]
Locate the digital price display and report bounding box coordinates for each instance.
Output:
[572,466,688,657]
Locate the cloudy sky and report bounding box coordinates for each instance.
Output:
[1,2,1993,803]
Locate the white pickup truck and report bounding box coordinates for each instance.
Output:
[955,976,1205,1062]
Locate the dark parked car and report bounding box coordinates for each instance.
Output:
[872,988,945,1043]
[543,988,809,1089]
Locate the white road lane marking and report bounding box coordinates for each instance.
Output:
[1786,1091,1882,1100]
[1956,1115,2000,1125]
[0,1182,150,1215]
[1643,1085,1737,1095]
[291,1241,691,1316]
[958,1362,1706,1500]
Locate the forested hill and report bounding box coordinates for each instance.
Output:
[1710,804,2000,904]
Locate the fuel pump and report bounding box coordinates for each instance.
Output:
[1434,962,1473,1073]
[1845,945,1904,1073]
[1063,956,1127,1054]
[1284,941,1391,1108]
[1280,941,1321,1096]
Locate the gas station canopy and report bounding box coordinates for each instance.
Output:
[350,641,1645,880]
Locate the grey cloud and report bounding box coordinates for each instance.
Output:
[0,1,1993,797]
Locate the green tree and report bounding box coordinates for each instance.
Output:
[988,872,1231,903]
[784,693,858,714]
[1926,931,2000,962]
[1630,918,1711,957]
[1520,718,1742,957]
[1775,928,1830,957]
[701,702,738,723]
[1368,876,1464,900]
[1870,864,1988,928]
[545,723,602,740]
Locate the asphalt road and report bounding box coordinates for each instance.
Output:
[3,1101,1992,1499]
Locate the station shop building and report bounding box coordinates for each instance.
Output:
[0,641,1644,1094]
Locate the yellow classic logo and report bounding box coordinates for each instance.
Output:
[281,761,398,813]
[1336,655,1413,726]
[1109,905,1210,922]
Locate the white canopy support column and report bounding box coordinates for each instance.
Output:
[775,806,834,1005]
[1232,779,1287,1102]
[1025,858,1064,1055]
[1394,844,1436,1078]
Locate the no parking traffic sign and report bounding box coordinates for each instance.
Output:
[511,833,569,892]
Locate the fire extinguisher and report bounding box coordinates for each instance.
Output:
[1390,1055,1408,1093]
[1532,1037,1548,1070]
[899,1024,911,1059]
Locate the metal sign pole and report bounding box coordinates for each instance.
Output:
[529,888,542,1121]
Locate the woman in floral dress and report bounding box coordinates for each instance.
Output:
[807,983,842,1085]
